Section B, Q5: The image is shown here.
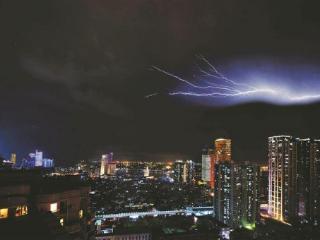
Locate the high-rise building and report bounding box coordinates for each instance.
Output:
[24,150,53,169]
[214,138,260,229]
[100,153,114,176]
[106,162,117,175]
[293,138,320,224]
[211,139,231,191]
[214,139,232,226]
[183,160,195,184]
[218,161,260,229]
[174,160,195,184]
[10,153,16,165]
[43,158,54,168]
[268,136,320,224]
[268,135,294,223]
[143,166,150,177]
[293,138,311,219]
[202,139,231,188]
[236,162,260,229]
[174,160,184,183]
[36,151,43,167]
[214,160,232,226]
[259,165,268,205]
[29,150,43,167]
[194,162,202,181]
[231,164,242,228]
[215,139,232,162]
[201,148,214,185]
[310,139,320,225]
[100,155,106,176]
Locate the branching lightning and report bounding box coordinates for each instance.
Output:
[148,57,320,106]
[145,93,159,99]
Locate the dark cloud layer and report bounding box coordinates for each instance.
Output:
[1,0,320,165]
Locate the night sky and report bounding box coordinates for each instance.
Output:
[1,0,320,165]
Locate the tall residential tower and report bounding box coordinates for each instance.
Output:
[214,138,232,225]
[268,135,294,223]
[268,136,320,224]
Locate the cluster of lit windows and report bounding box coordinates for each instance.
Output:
[0,205,28,219]
[102,235,150,240]
[50,202,58,213]
[0,208,8,219]
[15,205,28,217]
[79,209,84,219]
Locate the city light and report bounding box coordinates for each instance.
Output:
[0,208,8,219]
[241,220,256,231]
[50,203,58,213]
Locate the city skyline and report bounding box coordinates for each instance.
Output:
[1,134,320,239]
[2,1,320,239]
[4,133,320,166]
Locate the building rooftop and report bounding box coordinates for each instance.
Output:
[0,212,72,240]
[0,169,89,194]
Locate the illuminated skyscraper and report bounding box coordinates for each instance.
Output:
[174,160,195,184]
[268,136,320,224]
[232,162,260,229]
[43,158,54,168]
[310,139,320,224]
[238,162,260,230]
[100,156,106,176]
[268,135,295,223]
[213,139,260,229]
[183,160,195,184]
[259,165,269,207]
[174,160,184,183]
[201,148,214,186]
[293,138,311,219]
[10,153,16,165]
[100,153,113,176]
[194,162,202,181]
[215,139,231,162]
[143,166,150,177]
[214,138,233,225]
[106,162,117,175]
[30,150,43,167]
[25,150,54,169]
[231,164,242,228]
[293,138,320,224]
[214,160,232,226]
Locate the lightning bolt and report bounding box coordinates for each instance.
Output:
[147,57,320,105]
[145,93,159,98]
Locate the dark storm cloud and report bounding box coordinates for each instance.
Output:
[1,0,320,165]
[20,57,129,117]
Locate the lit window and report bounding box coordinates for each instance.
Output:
[50,203,58,213]
[60,218,64,226]
[0,208,8,219]
[15,205,28,217]
[79,209,83,219]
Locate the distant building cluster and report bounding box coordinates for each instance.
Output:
[20,150,54,169]
[173,159,195,184]
[0,150,54,170]
[100,152,116,176]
